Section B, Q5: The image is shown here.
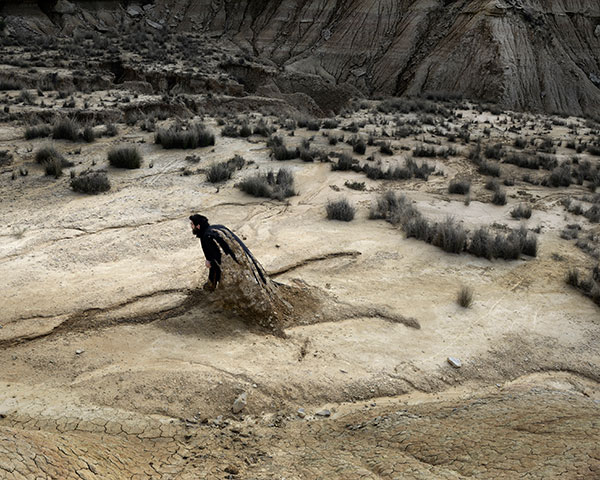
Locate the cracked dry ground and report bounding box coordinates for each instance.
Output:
[2,106,600,478]
[1,379,599,479]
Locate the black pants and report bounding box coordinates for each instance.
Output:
[208,262,221,285]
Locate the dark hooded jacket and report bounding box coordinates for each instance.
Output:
[190,214,267,286]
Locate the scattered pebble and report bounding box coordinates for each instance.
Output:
[297,408,306,418]
[315,409,331,417]
[447,357,462,368]
[75,349,84,355]
[224,465,239,475]
[232,392,247,414]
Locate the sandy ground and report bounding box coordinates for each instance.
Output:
[1,100,599,478]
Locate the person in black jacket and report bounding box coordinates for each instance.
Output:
[190,214,268,291]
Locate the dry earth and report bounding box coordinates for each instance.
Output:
[1,81,600,477]
[3,0,600,116]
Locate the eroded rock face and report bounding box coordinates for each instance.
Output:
[3,0,598,115]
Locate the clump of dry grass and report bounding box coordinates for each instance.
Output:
[457,286,474,308]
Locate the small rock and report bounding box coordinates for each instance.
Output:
[213,415,223,426]
[595,25,600,38]
[297,408,306,418]
[496,383,502,388]
[371,402,376,407]
[315,409,331,417]
[447,357,462,368]
[127,5,142,16]
[53,0,76,14]
[224,465,239,475]
[75,349,84,355]
[252,383,258,388]
[339,369,347,373]
[232,392,247,414]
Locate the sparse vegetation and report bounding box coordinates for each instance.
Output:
[253,120,274,137]
[108,146,142,169]
[353,138,366,155]
[70,170,111,194]
[332,154,359,172]
[510,203,532,219]
[322,119,339,129]
[449,179,471,195]
[268,136,299,160]
[206,155,245,183]
[156,123,215,149]
[326,198,355,221]
[237,168,295,200]
[457,286,474,308]
[379,141,393,155]
[491,189,507,205]
[44,157,65,177]
[513,137,527,149]
[566,266,600,306]
[52,118,80,141]
[484,143,503,160]
[504,153,557,171]
[272,144,300,160]
[479,161,501,177]
[544,164,572,188]
[104,124,118,137]
[0,150,13,166]
[35,145,64,165]
[344,180,366,191]
[25,124,51,140]
[82,126,95,143]
[363,158,436,181]
[370,191,537,259]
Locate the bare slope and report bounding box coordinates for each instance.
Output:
[2,0,600,115]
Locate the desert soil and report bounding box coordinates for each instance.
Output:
[1,97,599,479]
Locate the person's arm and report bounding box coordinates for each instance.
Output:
[201,234,221,268]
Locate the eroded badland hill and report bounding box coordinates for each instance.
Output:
[0,2,600,479]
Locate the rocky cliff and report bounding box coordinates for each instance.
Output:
[2,0,600,116]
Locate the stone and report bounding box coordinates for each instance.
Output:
[75,349,84,355]
[447,357,462,368]
[232,392,247,414]
[595,25,600,37]
[146,19,163,30]
[224,465,239,475]
[315,409,331,417]
[53,0,76,14]
[297,408,306,418]
[126,6,142,17]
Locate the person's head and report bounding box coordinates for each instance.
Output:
[189,214,209,235]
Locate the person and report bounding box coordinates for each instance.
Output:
[189,214,267,291]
